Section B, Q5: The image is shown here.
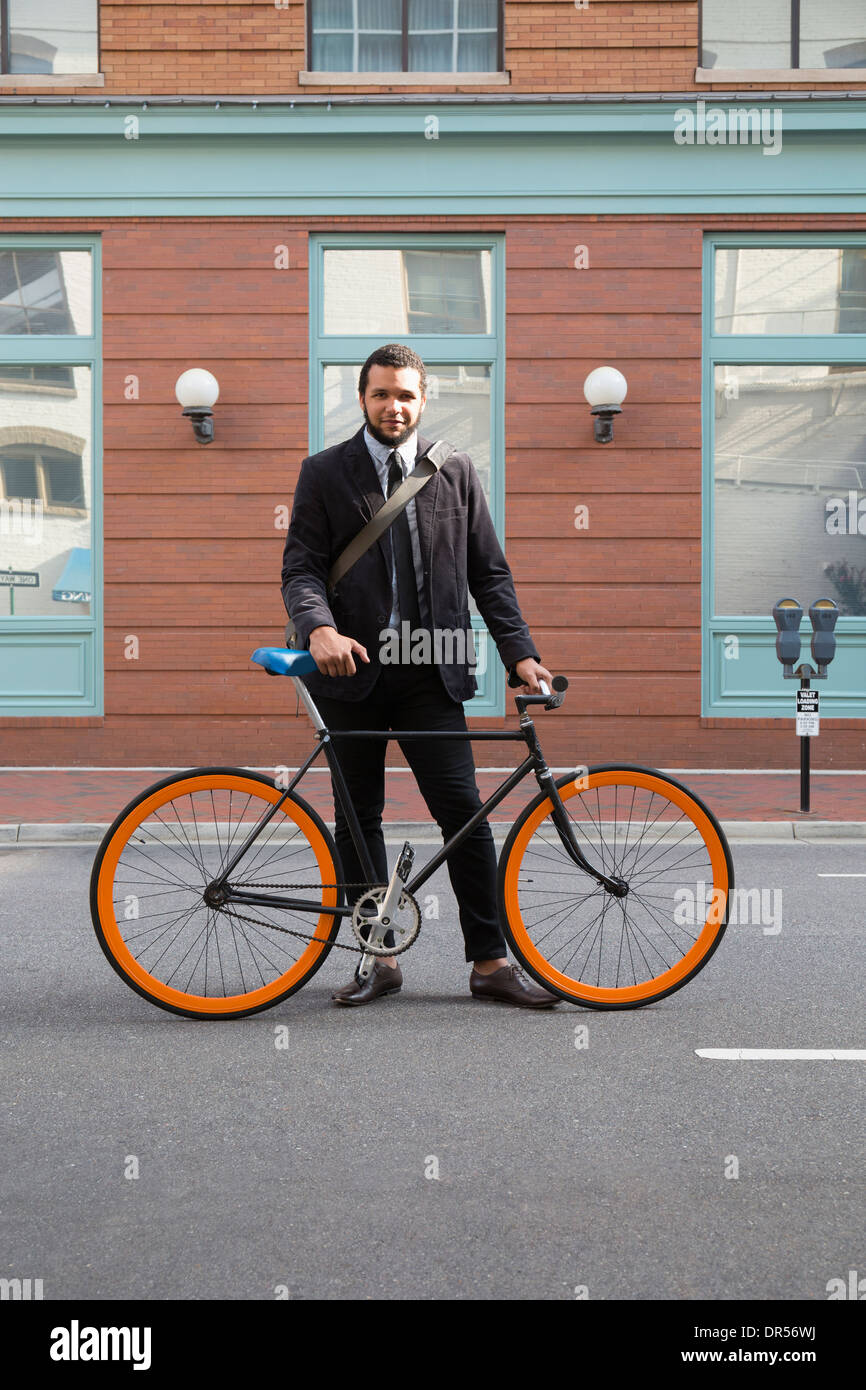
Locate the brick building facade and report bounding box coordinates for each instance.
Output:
[0,2,864,771]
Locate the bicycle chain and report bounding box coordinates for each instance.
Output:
[219,882,391,955]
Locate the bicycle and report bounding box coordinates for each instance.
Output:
[89,647,735,1019]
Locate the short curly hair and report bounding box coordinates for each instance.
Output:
[358,343,428,399]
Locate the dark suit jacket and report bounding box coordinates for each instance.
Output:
[281,426,540,703]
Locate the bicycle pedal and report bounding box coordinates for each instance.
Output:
[396,841,415,882]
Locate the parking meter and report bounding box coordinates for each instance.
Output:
[772,596,841,814]
[808,598,839,677]
[772,598,803,678]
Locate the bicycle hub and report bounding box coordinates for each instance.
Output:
[605,876,629,898]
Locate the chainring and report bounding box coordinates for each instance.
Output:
[351,887,421,957]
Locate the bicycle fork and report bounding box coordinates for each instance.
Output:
[521,715,629,899]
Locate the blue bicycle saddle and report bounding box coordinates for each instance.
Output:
[251,647,318,677]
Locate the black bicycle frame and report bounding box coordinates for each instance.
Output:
[219,708,623,920]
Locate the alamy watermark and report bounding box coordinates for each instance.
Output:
[826,491,866,535]
[378,622,485,672]
[674,881,782,936]
[0,1276,43,1300]
[674,101,783,157]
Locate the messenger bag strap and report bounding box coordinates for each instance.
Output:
[326,439,454,593]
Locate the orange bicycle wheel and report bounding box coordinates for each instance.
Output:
[90,768,342,1019]
[498,765,733,1009]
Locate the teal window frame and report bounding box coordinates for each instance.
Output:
[309,231,506,717]
[702,231,866,717]
[0,233,103,717]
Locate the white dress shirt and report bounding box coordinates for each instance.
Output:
[363,426,430,629]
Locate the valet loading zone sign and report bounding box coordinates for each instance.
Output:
[796,687,820,737]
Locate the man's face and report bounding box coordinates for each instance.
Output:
[360,364,426,449]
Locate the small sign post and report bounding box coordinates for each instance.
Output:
[0,567,40,615]
[795,685,819,812]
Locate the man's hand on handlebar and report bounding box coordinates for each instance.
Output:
[308,626,370,678]
[513,657,554,695]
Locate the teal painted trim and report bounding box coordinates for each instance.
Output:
[0,630,92,709]
[0,232,103,717]
[708,230,866,248]
[1,100,866,137]
[707,624,866,717]
[7,196,866,216]
[308,230,505,716]
[705,338,866,362]
[701,233,715,721]
[1,108,866,214]
[701,231,866,718]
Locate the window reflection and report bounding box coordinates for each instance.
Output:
[801,0,866,68]
[0,251,92,337]
[0,365,91,617]
[714,365,866,616]
[7,0,99,75]
[323,249,491,335]
[715,247,866,335]
[701,0,790,69]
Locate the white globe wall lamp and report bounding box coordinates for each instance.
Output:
[583,366,628,444]
[175,368,220,445]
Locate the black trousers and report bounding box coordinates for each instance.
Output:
[314,662,509,964]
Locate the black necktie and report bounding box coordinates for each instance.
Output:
[386,451,422,629]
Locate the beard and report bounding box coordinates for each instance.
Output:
[362,405,418,450]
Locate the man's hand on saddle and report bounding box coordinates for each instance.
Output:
[513,657,554,694]
[308,626,370,677]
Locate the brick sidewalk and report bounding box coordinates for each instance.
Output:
[1,767,864,825]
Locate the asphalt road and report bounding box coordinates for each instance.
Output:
[0,841,863,1302]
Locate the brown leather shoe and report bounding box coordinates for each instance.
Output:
[469,963,560,1008]
[331,960,403,1006]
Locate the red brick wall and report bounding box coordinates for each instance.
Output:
[2,2,859,97]
[1,212,865,770]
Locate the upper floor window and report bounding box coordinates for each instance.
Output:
[701,0,866,69]
[308,0,503,73]
[0,250,92,336]
[0,0,99,75]
[715,247,866,334]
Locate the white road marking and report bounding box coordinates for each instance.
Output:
[817,873,866,878]
[696,1048,866,1060]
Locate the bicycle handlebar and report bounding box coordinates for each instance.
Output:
[514,674,568,714]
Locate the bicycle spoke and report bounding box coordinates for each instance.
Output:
[97,775,340,1009]
[507,772,729,999]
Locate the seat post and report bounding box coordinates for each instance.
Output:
[291,676,326,731]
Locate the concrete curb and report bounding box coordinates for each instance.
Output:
[2,820,866,845]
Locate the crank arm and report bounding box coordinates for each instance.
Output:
[356,945,382,981]
[379,841,415,923]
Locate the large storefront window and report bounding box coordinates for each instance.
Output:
[704,237,866,716]
[310,234,504,715]
[0,240,101,715]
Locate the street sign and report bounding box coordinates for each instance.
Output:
[0,570,39,587]
[796,688,820,737]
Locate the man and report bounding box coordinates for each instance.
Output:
[282,342,559,1008]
